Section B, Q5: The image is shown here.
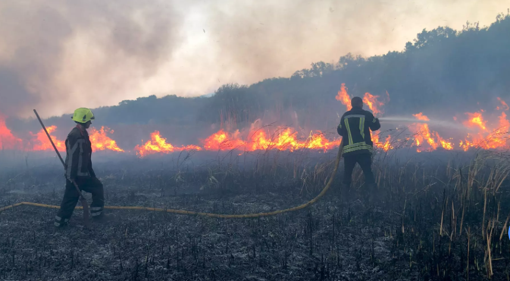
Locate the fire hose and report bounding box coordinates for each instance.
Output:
[0,137,343,219]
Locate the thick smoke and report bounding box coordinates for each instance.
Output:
[0,0,183,117]
[0,0,507,117]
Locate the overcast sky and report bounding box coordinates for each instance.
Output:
[0,0,508,118]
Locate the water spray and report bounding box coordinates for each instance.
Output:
[378,116,461,130]
[378,116,429,123]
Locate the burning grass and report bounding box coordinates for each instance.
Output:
[0,148,510,280]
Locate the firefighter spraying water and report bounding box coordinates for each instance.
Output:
[337,97,381,195]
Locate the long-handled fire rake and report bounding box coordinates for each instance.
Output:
[33,109,90,226]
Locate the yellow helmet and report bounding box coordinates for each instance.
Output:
[71,108,95,123]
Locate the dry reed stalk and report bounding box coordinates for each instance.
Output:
[440,203,445,236]
[467,227,470,281]
[467,154,484,200]
[483,188,487,239]
[494,167,510,194]
[447,159,452,178]
[499,213,510,241]
[460,203,466,236]
[497,201,501,222]
[485,219,495,278]
[451,201,456,238]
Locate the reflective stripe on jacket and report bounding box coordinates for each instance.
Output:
[337,108,380,155]
[64,126,95,179]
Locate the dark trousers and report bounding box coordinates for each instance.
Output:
[343,153,375,186]
[55,177,104,223]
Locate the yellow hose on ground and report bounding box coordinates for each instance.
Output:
[0,144,343,218]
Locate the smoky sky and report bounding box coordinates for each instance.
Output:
[0,0,508,118]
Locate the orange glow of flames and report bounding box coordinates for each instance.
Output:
[31,126,66,151]
[202,129,247,151]
[200,128,342,153]
[0,115,22,150]
[409,113,453,152]
[6,94,510,155]
[31,126,124,152]
[488,112,510,147]
[497,97,509,111]
[267,129,301,151]
[372,132,393,152]
[459,111,510,151]
[89,127,124,152]
[410,113,436,151]
[336,84,385,116]
[464,112,487,131]
[250,129,301,151]
[247,129,341,152]
[304,131,342,151]
[438,136,454,151]
[335,83,351,111]
[363,93,384,116]
[135,131,201,157]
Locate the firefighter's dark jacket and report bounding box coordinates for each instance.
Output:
[337,107,381,155]
[64,126,95,180]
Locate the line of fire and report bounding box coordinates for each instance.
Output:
[1,83,508,156]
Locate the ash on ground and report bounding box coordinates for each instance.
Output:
[1,150,509,280]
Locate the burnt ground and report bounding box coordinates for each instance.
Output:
[1,150,510,280]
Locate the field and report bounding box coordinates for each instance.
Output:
[0,148,509,280]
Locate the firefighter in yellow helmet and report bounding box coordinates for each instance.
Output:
[54,108,104,227]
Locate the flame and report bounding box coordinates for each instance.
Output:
[304,131,342,151]
[363,93,384,116]
[248,130,272,151]
[336,84,386,116]
[464,112,487,131]
[6,87,510,156]
[489,111,510,148]
[0,115,22,150]
[410,113,434,151]
[497,97,509,111]
[457,107,510,151]
[202,129,246,151]
[460,111,510,150]
[262,128,301,151]
[89,127,124,152]
[244,129,341,152]
[31,126,65,151]
[408,113,452,152]
[413,112,429,122]
[136,128,344,157]
[498,111,510,132]
[249,128,341,152]
[410,113,455,151]
[135,131,201,157]
[372,132,393,152]
[335,83,351,111]
[436,133,453,150]
[30,126,123,152]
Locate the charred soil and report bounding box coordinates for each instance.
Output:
[1,150,509,280]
